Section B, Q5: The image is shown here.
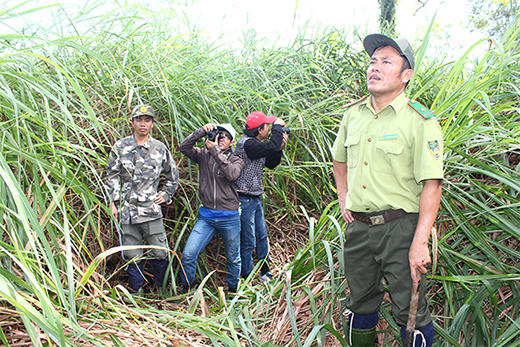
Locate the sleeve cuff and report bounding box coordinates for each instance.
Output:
[161,192,172,205]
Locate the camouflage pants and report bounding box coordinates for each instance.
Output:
[121,218,168,260]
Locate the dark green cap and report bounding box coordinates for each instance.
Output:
[363,34,415,70]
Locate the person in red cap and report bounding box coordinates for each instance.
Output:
[234,111,288,282]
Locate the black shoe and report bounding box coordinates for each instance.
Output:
[228,286,237,294]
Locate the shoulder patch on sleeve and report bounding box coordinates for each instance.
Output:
[408,100,436,119]
[343,95,368,109]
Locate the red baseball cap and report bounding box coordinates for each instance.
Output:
[245,111,276,129]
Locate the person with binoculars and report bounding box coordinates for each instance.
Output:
[235,111,289,282]
[179,123,244,293]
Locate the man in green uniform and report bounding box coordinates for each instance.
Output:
[332,34,443,346]
[106,105,179,294]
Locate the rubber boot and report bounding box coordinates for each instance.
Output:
[400,322,434,347]
[151,257,170,289]
[127,262,145,292]
[341,306,379,346]
[347,327,376,347]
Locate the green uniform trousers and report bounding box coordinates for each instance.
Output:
[343,212,432,328]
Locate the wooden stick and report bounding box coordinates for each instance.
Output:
[404,270,421,347]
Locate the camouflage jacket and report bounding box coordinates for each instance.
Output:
[105,135,179,224]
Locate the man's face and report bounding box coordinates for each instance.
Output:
[218,130,234,151]
[257,123,270,140]
[131,115,154,137]
[366,45,412,97]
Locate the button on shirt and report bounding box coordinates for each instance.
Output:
[331,93,443,213]
[105,135,179,224]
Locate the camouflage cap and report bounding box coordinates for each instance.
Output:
[131,105,155,119]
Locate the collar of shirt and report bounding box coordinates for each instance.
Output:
[130,135,152,150]
[363,92,408,116]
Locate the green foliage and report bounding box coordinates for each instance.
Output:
[0,0,518,346]
[468,0,519,39]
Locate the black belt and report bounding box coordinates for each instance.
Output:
[238,193,260,198]
[351,209,408,225]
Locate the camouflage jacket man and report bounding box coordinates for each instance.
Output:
[105,135,179,224]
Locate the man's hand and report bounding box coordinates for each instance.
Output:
[205,137,218,150]
[110,202,118,220]
[281,132,288,149]
[341,206,355,224]
[155,193,166,205]
[338,196,354,223]
[202,123,219,150]
[333,160,354,224]
[274,118,286,127]
[203,123,217,133]
[409,237,431,283]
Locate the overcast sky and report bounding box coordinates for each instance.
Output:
[3,0,484,56]
[182,0,466,36]
[179,0,481,50]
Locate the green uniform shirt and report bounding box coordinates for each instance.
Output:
[332,92,443,213]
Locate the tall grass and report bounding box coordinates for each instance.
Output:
[0,0,518,346]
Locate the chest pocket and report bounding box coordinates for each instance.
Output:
[138,149,163,180]
[344,134,361,168]
[374,140,404,174]
[140,161,162,179]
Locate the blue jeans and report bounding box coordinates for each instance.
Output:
[181,215,241,289]
[239,196,269,278]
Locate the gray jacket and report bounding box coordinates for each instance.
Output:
[180,127,244,211]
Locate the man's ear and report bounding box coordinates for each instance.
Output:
[403,69,413,84]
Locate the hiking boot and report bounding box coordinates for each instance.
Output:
[260,271,273,283]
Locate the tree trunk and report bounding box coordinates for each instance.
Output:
[378,0,397,36]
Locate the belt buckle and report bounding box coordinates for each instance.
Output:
[370,215,385,225]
